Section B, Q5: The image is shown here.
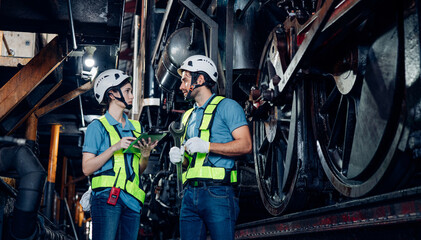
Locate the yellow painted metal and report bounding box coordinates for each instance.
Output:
[47,124,61,183]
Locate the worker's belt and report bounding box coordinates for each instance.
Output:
[186,180,232,188]
[185,169,237,188]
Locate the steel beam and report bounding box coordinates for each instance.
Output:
[151,0,174,65]
[236,187,421,239]
[179,0,218,65]
[277,0,339,93]
[225,0,234,98]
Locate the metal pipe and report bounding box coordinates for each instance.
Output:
[67,0,77,50]
[416,0,421,65]
[48,124,61,184]
[217,51,226,95]
[25,113,39,151]
[0,146,46,239]
[76,79,85,127]
[57,156,68,223]
[179,0,218,68]
[202,23,209,57]
[176,7,188,29]
[189,21,195,47]
[64,198,79,240]
[225,0,234,98]
[117,0,127,68]
[132,14,141,116]
[151,0,174,66]
[44,124,61,220]
[147,106,153,130]
[237,0,256,20]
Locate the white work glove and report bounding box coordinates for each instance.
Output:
[169,146,184,164]
[80,186,92,211]
[184,137,210,154]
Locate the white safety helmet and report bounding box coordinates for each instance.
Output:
[177,55,218,82]
[94,69,131,104]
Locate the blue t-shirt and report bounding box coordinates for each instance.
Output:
[82,111,142,213]
[185,94,248,169]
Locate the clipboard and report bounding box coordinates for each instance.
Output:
[123,132,167,154]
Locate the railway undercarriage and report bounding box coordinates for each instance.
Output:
[141,0,421,237]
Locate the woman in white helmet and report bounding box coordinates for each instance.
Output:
[170,55,252,240]
[82,69,158,240]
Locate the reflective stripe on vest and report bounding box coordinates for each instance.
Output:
[181,96,237,184]
[91,116,146,204]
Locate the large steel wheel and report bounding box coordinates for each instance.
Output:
[253,27,308,216]
[310,12,416,197]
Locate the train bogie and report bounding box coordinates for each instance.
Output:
[147,0,421,225]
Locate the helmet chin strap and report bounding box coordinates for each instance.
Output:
[110,89,133,110]
[185,76,205,101]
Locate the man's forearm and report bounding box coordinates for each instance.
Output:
[209,139,252,156]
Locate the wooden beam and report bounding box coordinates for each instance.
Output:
[35,81,93,118]
[0,56,31,67]
[25,113,38,141]
[0,36,66,122]
[65,175,87,187]
[6,79,62,135]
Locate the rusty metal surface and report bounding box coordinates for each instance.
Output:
[276,0,375,94]
[235,187,421,239]
[0,36,66,122]
[278,0,340,92]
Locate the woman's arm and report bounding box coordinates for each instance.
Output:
[82,136,137,176]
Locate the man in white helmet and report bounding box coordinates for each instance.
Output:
[82,69,158,240]
[169,55,252,240]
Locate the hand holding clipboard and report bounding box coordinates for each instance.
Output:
[123,132,167,154]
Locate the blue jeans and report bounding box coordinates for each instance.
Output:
[91,191,141,240]
[180,184,240,240]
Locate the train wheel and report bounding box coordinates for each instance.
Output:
[310,12,415,197]
[253,27,309,216]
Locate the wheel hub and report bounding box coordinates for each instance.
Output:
[332,49,358,95]
[264,117,277,143]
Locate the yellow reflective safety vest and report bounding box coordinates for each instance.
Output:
[181,95,237,184]
[91,116,146,204]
